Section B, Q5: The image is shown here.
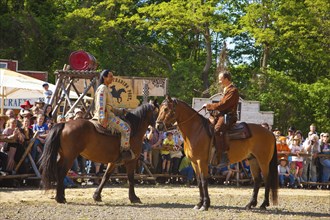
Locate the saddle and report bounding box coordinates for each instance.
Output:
[89,120,118,136]
[89,117,133,137]
[227,122,252,140]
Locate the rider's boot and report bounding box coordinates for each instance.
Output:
[215,133,229,168]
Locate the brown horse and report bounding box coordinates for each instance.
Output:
[40,102,158,203]
[156,96,278,211]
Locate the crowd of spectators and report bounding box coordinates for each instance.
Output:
[269,124,330,189]
[0,100,329,189]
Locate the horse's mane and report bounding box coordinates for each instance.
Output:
[125,103,154,136]
[175,99,211,136]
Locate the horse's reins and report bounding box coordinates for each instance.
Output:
[173,100,205,125]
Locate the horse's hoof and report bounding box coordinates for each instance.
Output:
[260,205,267,210]
[199,206,208,211]
[93,194,102,202]
[55,197,66,204]
[245,204,252,210]
[193,205,201,210]
[130,197,142,204]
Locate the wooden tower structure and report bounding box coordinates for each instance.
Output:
[50,69,99,119]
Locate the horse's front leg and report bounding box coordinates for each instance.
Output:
[93,163,116,202]
[199,172,210,211]
[126,160,141,203]
[193,175,204,210]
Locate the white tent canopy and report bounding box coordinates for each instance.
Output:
[0,68,91,113]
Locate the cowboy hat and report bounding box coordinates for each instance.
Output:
[34,98,45,105]
[20,100,33,109]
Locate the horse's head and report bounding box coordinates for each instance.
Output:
[156,95,177,131]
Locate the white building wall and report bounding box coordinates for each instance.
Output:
[192,93,274,127]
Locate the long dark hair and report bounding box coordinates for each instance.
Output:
[43,104,53,118]
[99,69,111,86]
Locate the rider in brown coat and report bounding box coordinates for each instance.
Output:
[203,71,239,166]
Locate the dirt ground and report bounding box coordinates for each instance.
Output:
[1,184,329,220]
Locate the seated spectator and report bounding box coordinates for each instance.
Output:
[319,133,330,183]
[178,156,194,185]
[0,118,25,174]
[289,161,299,188]
[32,114,49,162]
[74,108,84,120]
[66,113,75,122]
[222,164,238,185]
[57,115,66,123]
[43,104,53,123]
[240,159,251,179]
[19,100,33,120]
[278,157,294,188]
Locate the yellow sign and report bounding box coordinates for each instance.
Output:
[109,77,140,109]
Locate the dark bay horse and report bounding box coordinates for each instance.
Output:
[40,103,158,203]
[156,96,278,211]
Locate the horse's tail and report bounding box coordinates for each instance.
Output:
[40,122,65,190]
[268,137,279,205]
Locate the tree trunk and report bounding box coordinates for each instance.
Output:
[201,27,212,97]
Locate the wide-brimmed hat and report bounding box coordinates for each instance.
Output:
[20,100,33,109]
[34,98,45,106]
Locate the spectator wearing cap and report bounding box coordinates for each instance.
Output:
[286,126,296,146]
[31,98,45,116]
[42,83,53,104]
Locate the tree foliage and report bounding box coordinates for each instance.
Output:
[0,0,329,132]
